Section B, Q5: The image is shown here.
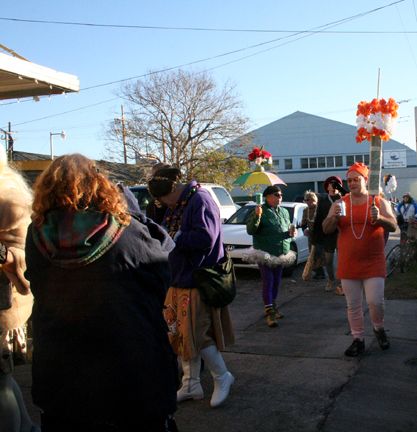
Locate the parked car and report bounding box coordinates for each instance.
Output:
[222,202,310,277]
[129,183,237,222]
[293,193,326,203]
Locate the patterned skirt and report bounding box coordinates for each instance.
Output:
[163,287,235,361]
[0,326,28,376]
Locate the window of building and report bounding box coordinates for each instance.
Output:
[285,159,293,170]
[301,158,308,169]
[300,155,353,170]
[273,160,279,168]
[346,154,369,167]
[326,157,335,168]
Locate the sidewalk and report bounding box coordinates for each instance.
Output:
[15,267,417,432]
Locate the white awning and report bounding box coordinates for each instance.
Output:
[0,51,79,101]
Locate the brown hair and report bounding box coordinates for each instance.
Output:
[32,154,130,225]
[147,167,181,199]
[151,162,171,174]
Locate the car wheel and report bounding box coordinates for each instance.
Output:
[282,243,297,277]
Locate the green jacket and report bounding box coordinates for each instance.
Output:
[246,204,291,257]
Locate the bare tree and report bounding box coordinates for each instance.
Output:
[103,68,252,181]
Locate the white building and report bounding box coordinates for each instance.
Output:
[228,111,417,201]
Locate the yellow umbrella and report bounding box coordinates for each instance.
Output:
[233,171,286,186]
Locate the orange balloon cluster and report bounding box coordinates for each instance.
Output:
[356,98,398,117]
[355,98,399,143]
[356,126,390,143]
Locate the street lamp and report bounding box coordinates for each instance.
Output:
[50,131,66,160]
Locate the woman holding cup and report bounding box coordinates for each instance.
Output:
[323,162,397,356]
[246,185,296,327]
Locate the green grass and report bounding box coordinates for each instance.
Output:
[385,261,417,299]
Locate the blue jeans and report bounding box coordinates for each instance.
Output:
[258,264,284,306]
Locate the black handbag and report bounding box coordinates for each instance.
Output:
[396,214,404,226]
[191,250,237,308]
[0,269,12,311]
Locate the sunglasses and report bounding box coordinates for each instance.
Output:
[304,198,311,202]
[347,176,362,183]
[274,193,282,197]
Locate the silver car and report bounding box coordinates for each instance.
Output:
[222,202,310,277]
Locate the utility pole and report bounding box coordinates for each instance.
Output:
[115,105,131,164]
[0,123,18,162]
[415,107,417,163]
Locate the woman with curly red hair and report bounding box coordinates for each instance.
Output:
[25,154,179,432]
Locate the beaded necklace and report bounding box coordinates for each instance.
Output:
[306,205,317,223]
[153,203,171,223]
[327,193,340,205]
[165,184,201,238]
[350,194,370,240]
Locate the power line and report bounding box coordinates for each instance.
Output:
[2,1,406,98]
[82,1,402,91]
[1,1,407,129]
[395,4,417,69]
[0,2,405,33]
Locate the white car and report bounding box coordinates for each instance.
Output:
[129,183,237,222]
[222,202,310,277]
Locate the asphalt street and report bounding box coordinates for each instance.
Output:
[15,229,417,431]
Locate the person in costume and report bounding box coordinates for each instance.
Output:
[0,145,39,432]
[25,154,179,431]
[246,185,296,328]
[147,167,235,408]
[146,162,172,224]
[301,190,325,279]
[312,176,346,295]
[323,162,397,357]
[396,192,417,226]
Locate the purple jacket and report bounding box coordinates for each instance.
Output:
[168,180,224,288]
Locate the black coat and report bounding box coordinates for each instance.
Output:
[25,216,178,424]
[311,194,340,250]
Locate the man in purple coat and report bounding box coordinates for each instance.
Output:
[148,168,235,408]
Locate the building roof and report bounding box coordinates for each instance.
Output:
[231,111,410,158]
[96,160,146,186]
[0,48,79,101]
[12,151,52,161]
[12,151,147,186]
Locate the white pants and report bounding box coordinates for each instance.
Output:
[341,277,385,340]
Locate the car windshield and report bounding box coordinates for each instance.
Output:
[225,205,294,225]
[211,187,235,206]
[130,187,152,211]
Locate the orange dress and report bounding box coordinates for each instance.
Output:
[337,194,385,279]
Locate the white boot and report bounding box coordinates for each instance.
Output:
[177,356,204,402]
[200,345,234,408]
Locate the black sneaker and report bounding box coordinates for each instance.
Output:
[344,338,365,357]
[373,327,390,350]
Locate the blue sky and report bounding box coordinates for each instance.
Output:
[1,0,417,161]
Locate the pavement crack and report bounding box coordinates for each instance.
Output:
[315,363,362,431]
